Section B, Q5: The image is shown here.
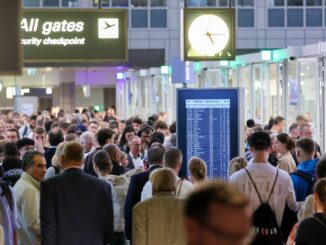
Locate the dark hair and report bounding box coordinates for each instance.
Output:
[295,137,315,155]
[317,159,326,179]
[62,141,84,164]
[66,124,77,134]
[289,123,299,133]
[7,129,19,140]
[164,148,182,169]
[137,123,153,137]
[246,119,255,128]
[314,178,326,213]
[148,132,165,148]
[16,138,35,150]
[44,120,53,132]
[273,116,284,126]
[92,150,112,173]
[48,128,64,146]
[109,120,119,129]
[34,127,46,135]
[4,142,18,157]
[120,125,135,146]
[59,122,70,130]
[30,115,37,121]
[65,133,78,142]
[185,181,248,223]
[102,144,121,162]
[2,157,22,172]
[250,132,271,150]
[22,150,44,171]
[276,133,295,151]
[147,144,165,165]
[169,121,176,134]
[132,117,142,125]
[153,121,168,131]
[96,128,114,146]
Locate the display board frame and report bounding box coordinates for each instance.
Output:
[176,88,244,180]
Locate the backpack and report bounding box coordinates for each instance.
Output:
[244,168,284,245]
[0,180,14,211]
[290,170,316,197]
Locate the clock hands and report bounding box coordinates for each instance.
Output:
[205,31,226,44]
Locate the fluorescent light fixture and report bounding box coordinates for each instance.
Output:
[160,66,170,75]
[83,85,91,97]
[0,81,3,92]
[220,60,229,66]
[6,87,14,99]
[46,88,52,94]
[116,72,124,80]
[261,50,272,61]
[27,68,37,76]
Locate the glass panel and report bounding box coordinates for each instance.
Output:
[269,0,284,6]
[268,9,285,27]
[253,65,263,123]
[112,0,129,7]
[238,0,254,6]
[287,9,303,27]
[199,0,216,6]
[150,10,167,28]
[268,64,279,121]
[287,61,298,126]
[218,0,229,6]
[93,0,109,7]
[62,0,79,7]
[150,0,166,6]
[239,66,251,120]
[43,0,59,6]
[299,60,317,138]
[287,0,303,5]
[131,0,148,7]
[238,9,254,27]
[188,0,198,6]
[306,9,322,27]
[306,0,322,5]
[23,0,40,7]
[131,10,148,27]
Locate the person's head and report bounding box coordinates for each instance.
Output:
[103,144,121,163]
[151,168,176,195]
[93,150,113,176]
[296,114,309,125]
[65,133,78,142]
[17,138,35,158]
[275,133,295,155]
[249,131,272,162]
[51,142,66,168]
[185,181,251,245]
[4,142,18,158]
[147,144,165,165]
[60,141,84,168]
[6,128,19,142]
[158,112,167,122]
[228,157,248,178]
[169,121,176,134]
[0,140,7,162]
[188,157,207,183]
[289,123,300,140]
[120,151,129,168]
[48,127,64,146]
[6,119,16,130]
[131,117,142,134]
[120,125,135,146]
[148,131,165,148]
[129,136,141,156]
[119,120,126,134]
[96,128,114,146]
[30,115,37,129]
[137,124,153,145]
[79,131,95,153]
[313,178,326,214]
[295,137,315,163]
[88,120,99,134]
[271,116,285,133]
[153,121,168,136]
[22,150,46,182]
[2,157,22,172]
[33,127,46,145]
[316,158,326,179]
[299,123,313,138]
[246,119,255,128]
[164,148,182,173]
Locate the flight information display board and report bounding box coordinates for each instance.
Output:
[177,88,244,180]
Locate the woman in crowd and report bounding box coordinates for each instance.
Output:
[228,156,248,178]
[188,157,207,184]
[119,125,135,153]
[45,142,66,179]
[275,133,296,174]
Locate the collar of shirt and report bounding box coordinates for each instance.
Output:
[130,152,141,159]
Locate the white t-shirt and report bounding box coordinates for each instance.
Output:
[229,162,298,226]
[141,176,193,201]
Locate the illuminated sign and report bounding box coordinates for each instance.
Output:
[182,8,235,61]
[22,9,128,62]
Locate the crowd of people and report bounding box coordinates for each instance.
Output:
[0,107,325,245]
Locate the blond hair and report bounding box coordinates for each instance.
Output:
[228,157,248,177]
[188,157,207,182]
[51,142,66,168]
[150,168,176,195]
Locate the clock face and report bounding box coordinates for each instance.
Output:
[188,14,230,56]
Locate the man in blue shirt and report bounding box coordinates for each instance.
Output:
[291,137,318,202]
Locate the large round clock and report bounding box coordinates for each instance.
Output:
[188,14,230,56]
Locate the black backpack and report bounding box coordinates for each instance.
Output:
[290,170,316,197]
[244,168,283,245]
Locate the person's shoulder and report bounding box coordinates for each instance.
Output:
[229,168,247,181]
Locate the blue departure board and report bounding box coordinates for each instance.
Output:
[177,89,244,180]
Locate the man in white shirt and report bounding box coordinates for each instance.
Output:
[127,136,143,169]
[230,131,297,227]
[141,148,192,201]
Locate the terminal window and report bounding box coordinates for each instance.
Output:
[287,9,303,27]
[43,0,59,6]
[23,0,40,7]
[306,9,322,27]
[150,0,166,6]
[306,0,322,5]
[269,0,284,6]
[112,0,129,6]
[238,9,254,27]
[268,9,285,27]
[287,0,303,6]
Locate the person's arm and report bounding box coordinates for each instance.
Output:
[133,203,147,245]
[286,176,299,212]
[297,195,315,222]
[40,182,56,245]
[103,183,114,244]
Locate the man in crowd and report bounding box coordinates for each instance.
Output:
[127,136,143,169]
[40,141,114,245]
[124,144,165,242]
[131,117,142,134]
[32,127,47,154]
[184,181,252,245]
[44,127,64,168]
[289,123,300,140]
[88,120,99,134]
[270,116,285,135]
[16,138,35,159]
[6,129,20,143]
[14,151,47,245]
[18,115,37,139]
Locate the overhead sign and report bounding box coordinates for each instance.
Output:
[22,9,128,62]
[0,0,22,75]
[182,8,235,61]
